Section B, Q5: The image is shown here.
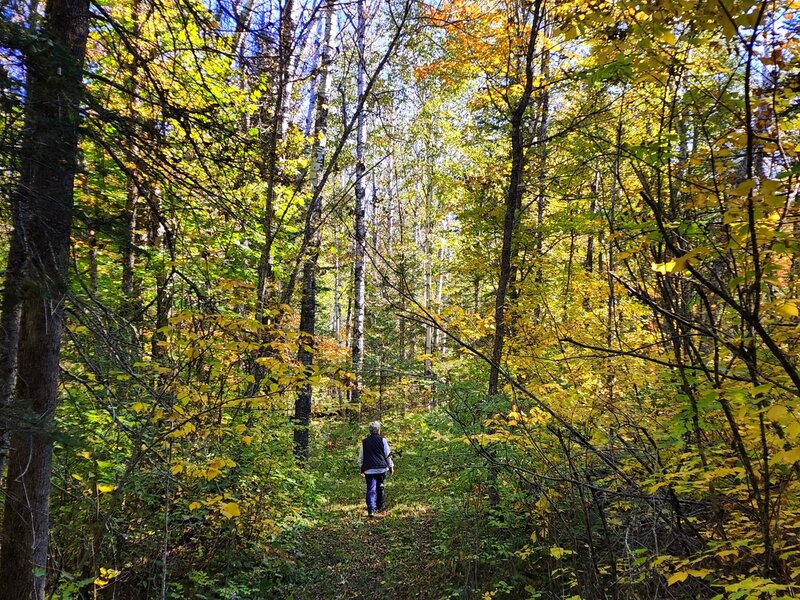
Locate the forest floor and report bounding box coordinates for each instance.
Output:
[278,410,469,599]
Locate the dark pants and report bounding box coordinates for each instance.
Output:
[364,472,386,512]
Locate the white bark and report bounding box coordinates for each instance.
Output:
[351,0,367,405]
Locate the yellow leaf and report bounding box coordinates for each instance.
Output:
[188,501,202,511]
[131,402,148,413]
[97,483,115,494]
[775,302,799,318]
[647,480,669,493]
[550,546,572,559]
[651,261,677,274]
[204,467,222,481]
[732,179,756,196]
[766,405,788,421]
[94,567,120,587]
[171,464,184,475]
[773,448,800,465]
[687,568,712,578]
[661,31,676,45]
[220,502,241,519]
[562,25,578,40]
[667,571,689,585]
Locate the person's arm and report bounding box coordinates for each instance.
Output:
[358,443,364,476]
[384,438,394,473]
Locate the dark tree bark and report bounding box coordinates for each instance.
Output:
[533,29,550,309]
[486,0,545,508]
[256,0,295,321]
[149,187,171,360]
[242,0,298,400]
[294,0,333,462]
[0,222,26,477]
[120,0,149,330]
[585,171,599,273]
[0,0,90,598]
[488,0,545,397]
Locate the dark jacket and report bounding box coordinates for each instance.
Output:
[361,434,391,472]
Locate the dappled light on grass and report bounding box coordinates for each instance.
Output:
[324,500,431,519]
[284,500,449,599]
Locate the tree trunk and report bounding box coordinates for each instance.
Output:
[533,31,550,316]
[423,180,435,402]
[436,233,448,355]
[585,171,599,273]
[486,0,544,509]
[256,0,295,322]
[120,0,148,330]
[294,0,333,462]
[351,0,367,407]
[121,171,141,320]
[0,1,89,597]
[605,98,623,407]
[332,227,342,343]
[149,187,171,360]
[488,0,544,397]
[423,186,433,379]
[0,222,26,478]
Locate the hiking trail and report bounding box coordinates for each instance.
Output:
[279,412,465,599]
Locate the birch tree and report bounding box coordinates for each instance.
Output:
[350,0,368,407]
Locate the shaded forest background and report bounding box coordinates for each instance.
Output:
[1,0,800,598]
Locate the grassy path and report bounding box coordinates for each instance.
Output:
[279,411,464,599]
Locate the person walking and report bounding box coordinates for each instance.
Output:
[358,421,394,517]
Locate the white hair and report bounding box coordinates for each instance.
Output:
[369,421,381,434]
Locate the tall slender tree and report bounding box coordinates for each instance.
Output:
[256,0,296,321]
[0,0,90,597]
[351,0,368,408]
[488,0,545,396]
[295,0,334,461]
